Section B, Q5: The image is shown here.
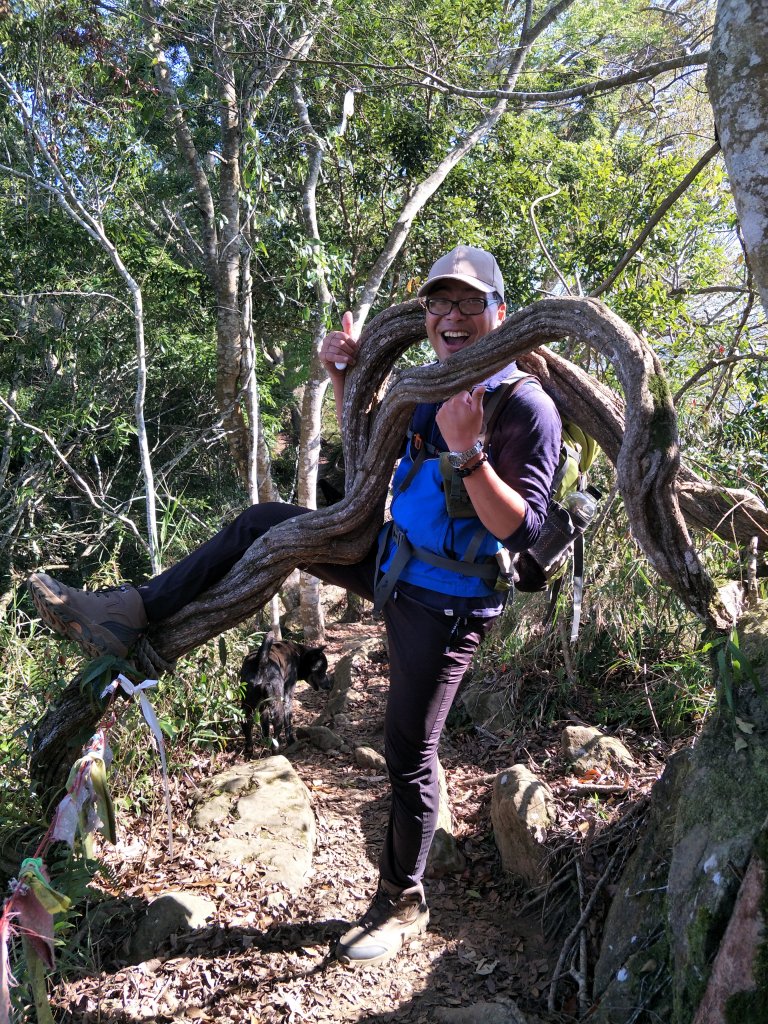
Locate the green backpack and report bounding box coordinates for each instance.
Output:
[477,377,599,643]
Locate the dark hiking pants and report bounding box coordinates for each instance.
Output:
[138,503,495,890]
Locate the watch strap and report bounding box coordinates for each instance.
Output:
[456,453,488,478]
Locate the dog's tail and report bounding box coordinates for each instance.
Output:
[255,630,275,671]
[240,631,275,684]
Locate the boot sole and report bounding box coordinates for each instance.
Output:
[27,576,129,659]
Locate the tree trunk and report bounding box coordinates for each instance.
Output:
[213,39,252,483]
[297,345,331,643]
[707,0,768,313]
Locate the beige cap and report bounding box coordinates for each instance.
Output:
[418,245,505,302]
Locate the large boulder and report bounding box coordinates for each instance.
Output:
[592,601,768,1023]
[433,999,529,1023]
[427,760,467,877]
[282,580,348,629]
[313,636,382,726]
[128,891,216,964]
[666,607,768,1022]
[191,756,315,891]
[590,749,691,1023]
[561,725,636,772]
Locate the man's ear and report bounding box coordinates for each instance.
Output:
[496,303,507,324]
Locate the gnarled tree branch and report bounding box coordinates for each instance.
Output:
[30,297,767,801]
[150,296,763,665]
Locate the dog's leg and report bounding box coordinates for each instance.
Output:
[284,688,295,745]
[243,706,254,756]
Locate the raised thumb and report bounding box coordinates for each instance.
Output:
[341,310,356,338]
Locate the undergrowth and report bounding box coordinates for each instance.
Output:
[0,577,271,1021]
[470,508,731,739]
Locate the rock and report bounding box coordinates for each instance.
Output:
[491,765,555,884]
[427,761,466,877]
[128,891,215,964]
[433,998,529,1023]
[191,756,315,891]
[339,635,383,658]
[561,725,636,771]
[355,746,386,770]
[313,641,380,725]
[591,602,768,1024]
[666,615,768,1023]
[277,569,301,613]
[282,582,347,630]
[295,724,346,751]
[590,749,691,1023]
[459,673,514,733]
[692,849,767,1024]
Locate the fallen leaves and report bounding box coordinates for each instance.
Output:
[44,619,661,1024]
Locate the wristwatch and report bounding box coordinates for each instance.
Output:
[447,439,483,469]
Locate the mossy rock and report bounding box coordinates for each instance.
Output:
[591,749,691,1022]
[669,604,768,1022]
[592,602,768,1024]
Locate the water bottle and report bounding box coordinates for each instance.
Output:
[563,485,601,533]
[520,485,601,586]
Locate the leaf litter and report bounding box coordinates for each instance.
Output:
[48,620,664,1024]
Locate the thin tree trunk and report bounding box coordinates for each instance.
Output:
[129,282,161,573]
[707,0,768,312]
[297,353,330,643]
[241,222,282,638]
[291,74,340,641]
[0,72,161,572]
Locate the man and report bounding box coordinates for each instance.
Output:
[28,245,561,966]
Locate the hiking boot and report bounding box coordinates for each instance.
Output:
[335,880,429,966]
[27,572,148,659]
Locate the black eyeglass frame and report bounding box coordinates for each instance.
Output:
[420,295,501,316]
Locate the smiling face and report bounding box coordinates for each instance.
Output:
[424,282,506,362]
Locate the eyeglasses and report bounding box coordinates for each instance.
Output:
[421,296,499,316]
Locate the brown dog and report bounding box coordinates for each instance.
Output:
[240,631,332,754]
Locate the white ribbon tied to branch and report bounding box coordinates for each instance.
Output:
[102,674,174,858]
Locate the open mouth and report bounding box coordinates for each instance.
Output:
[441,331,471,349]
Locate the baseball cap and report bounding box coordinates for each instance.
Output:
[417,245,505,303]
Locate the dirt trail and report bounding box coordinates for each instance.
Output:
[53,619,657,1024]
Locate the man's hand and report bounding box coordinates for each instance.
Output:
[436,386,486,452]
[320,311,360,382]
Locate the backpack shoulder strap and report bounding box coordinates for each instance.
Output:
[482,374,537,445]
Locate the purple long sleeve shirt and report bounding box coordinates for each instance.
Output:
[391,362,562,616]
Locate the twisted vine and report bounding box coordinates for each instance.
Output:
[29,296,768,795]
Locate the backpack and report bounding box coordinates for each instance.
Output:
[482,380,600,640]
[512,419,599,592]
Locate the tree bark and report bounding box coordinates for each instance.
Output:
[707,0,768,312]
